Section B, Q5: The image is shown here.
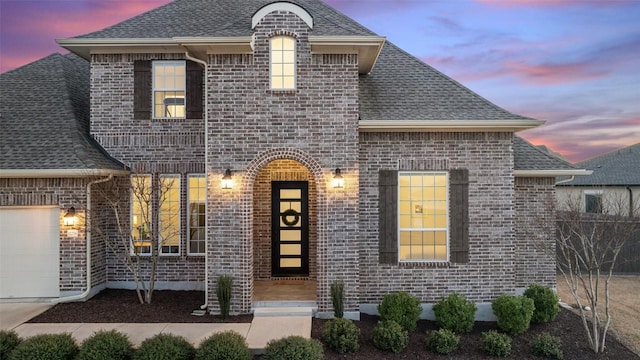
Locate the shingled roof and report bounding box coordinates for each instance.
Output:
[73,0,375,38]
[0,53,126,174]
[67,0,534,123]
[557,143,640,186]
[514,136,576,172]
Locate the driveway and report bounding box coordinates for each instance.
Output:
[0,302,52,330]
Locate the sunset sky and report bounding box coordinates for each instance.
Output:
[1,0,638,162]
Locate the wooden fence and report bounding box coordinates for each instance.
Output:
[556,216,640,274]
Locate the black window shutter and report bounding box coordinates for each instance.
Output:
[133,60,151,119]
[379,170,398,264]
[449,169,469,263]
[186,61,203,119]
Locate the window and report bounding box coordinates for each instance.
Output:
[270,36,296,89]
[585,190,603,214]
[188,174,206,254]
[398,172,448,261]
[131,174,152,255]
[159,175,180,254]
[379,169,468,265]
[153,61,186,118]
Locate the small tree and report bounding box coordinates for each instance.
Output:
[553,192,639,353]
[94,173,180,304]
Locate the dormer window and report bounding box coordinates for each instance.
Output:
[270,36,296,90]
[153,61,185,118]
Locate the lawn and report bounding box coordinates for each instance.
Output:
[556,274,640,355]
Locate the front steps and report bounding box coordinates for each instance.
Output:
[247,301,316,354]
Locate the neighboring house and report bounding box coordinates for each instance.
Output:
[0,0,586,319]
[557,143,640,216]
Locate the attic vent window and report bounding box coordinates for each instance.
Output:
[270,36,296,90]
[153,61,185,119]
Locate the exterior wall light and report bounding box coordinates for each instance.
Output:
[221,169,233,189]
[332,168,344,189]
[63,207,77,226]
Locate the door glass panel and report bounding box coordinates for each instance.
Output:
[280,230,300,241]
[280,258,301,268]
[280,244,301,256]
[280,189,301,199]
[280,202,301,212]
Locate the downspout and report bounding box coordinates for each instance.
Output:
[627,186,633,217]
[555,176,575,185]
[185,51,209,311]
[54,174,113,303]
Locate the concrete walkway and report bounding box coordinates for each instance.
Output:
[8,307,313,353]
[0,303,52,331]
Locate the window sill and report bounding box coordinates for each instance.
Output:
[267,89,298,95]
[398,261,450,268]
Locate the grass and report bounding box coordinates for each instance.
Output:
[556,274,640,355]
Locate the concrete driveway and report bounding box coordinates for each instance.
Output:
[0,302,52,330]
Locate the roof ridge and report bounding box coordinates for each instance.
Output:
[577,142,640,166]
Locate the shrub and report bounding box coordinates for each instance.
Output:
[77,330,133,360]
[330,280,345,318]
[195,331,251,360]
[492,294,535,335]
[377,291,422,332]
[264,336,323,360]
[322,317,359,354]
[372,320,408,353]
[135,333,194,360]
[524,284,560,324]
[425,328,459,355]
[0,330,21,360]
[216,274,233,319]
[482,330,512,357]
[532,332,563,359]
[8,333,78,360]
[432,293,477,333]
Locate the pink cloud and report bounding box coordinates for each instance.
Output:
[477,0,633,7]
[504,60,609,85]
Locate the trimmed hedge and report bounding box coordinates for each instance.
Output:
[135,333,195,360]
[532,332,563,359]
[264,336,323,360]
[196,331,251,360]
[482,330,511,357]
[377,292,422,332]
[524,284,560,324]
[372,320,408,353]
[432,293,476,333]
[492,294,535,335]
[8,333,78,360]
[77,330,133,360]
[425,329,459,355]
[0,330,21,360]
[323,317,360,354]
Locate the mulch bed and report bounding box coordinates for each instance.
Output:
[29,289,252,323]
[29,289,638,359]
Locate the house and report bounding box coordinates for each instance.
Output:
[556,143,640,216]
[0,0,586,319]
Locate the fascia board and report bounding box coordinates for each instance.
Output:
[514,169,593,177]
[0,169,131,178]
[359,119,545,132]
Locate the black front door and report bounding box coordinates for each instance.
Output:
[271,181,309,276]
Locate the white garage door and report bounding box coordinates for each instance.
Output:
[0,207,60,298]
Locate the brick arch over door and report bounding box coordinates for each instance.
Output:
[241,148,328,306]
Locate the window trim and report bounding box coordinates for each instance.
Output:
[130,174,153,256]
[584,189,604,214]
[397,171,449,263]
[187,174,207,256]
[270,35,296,90]
[159,174,181,256]
[152,60,186,120]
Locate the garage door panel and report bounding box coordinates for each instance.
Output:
[0,207,60,298]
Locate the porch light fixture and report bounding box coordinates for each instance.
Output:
[332,168,344,189]
[221,169,233,190]
[63,207,77,226]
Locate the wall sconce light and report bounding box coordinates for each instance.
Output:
[63,207,77,226]
[332,168,344,189]
[221,169,233,190]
